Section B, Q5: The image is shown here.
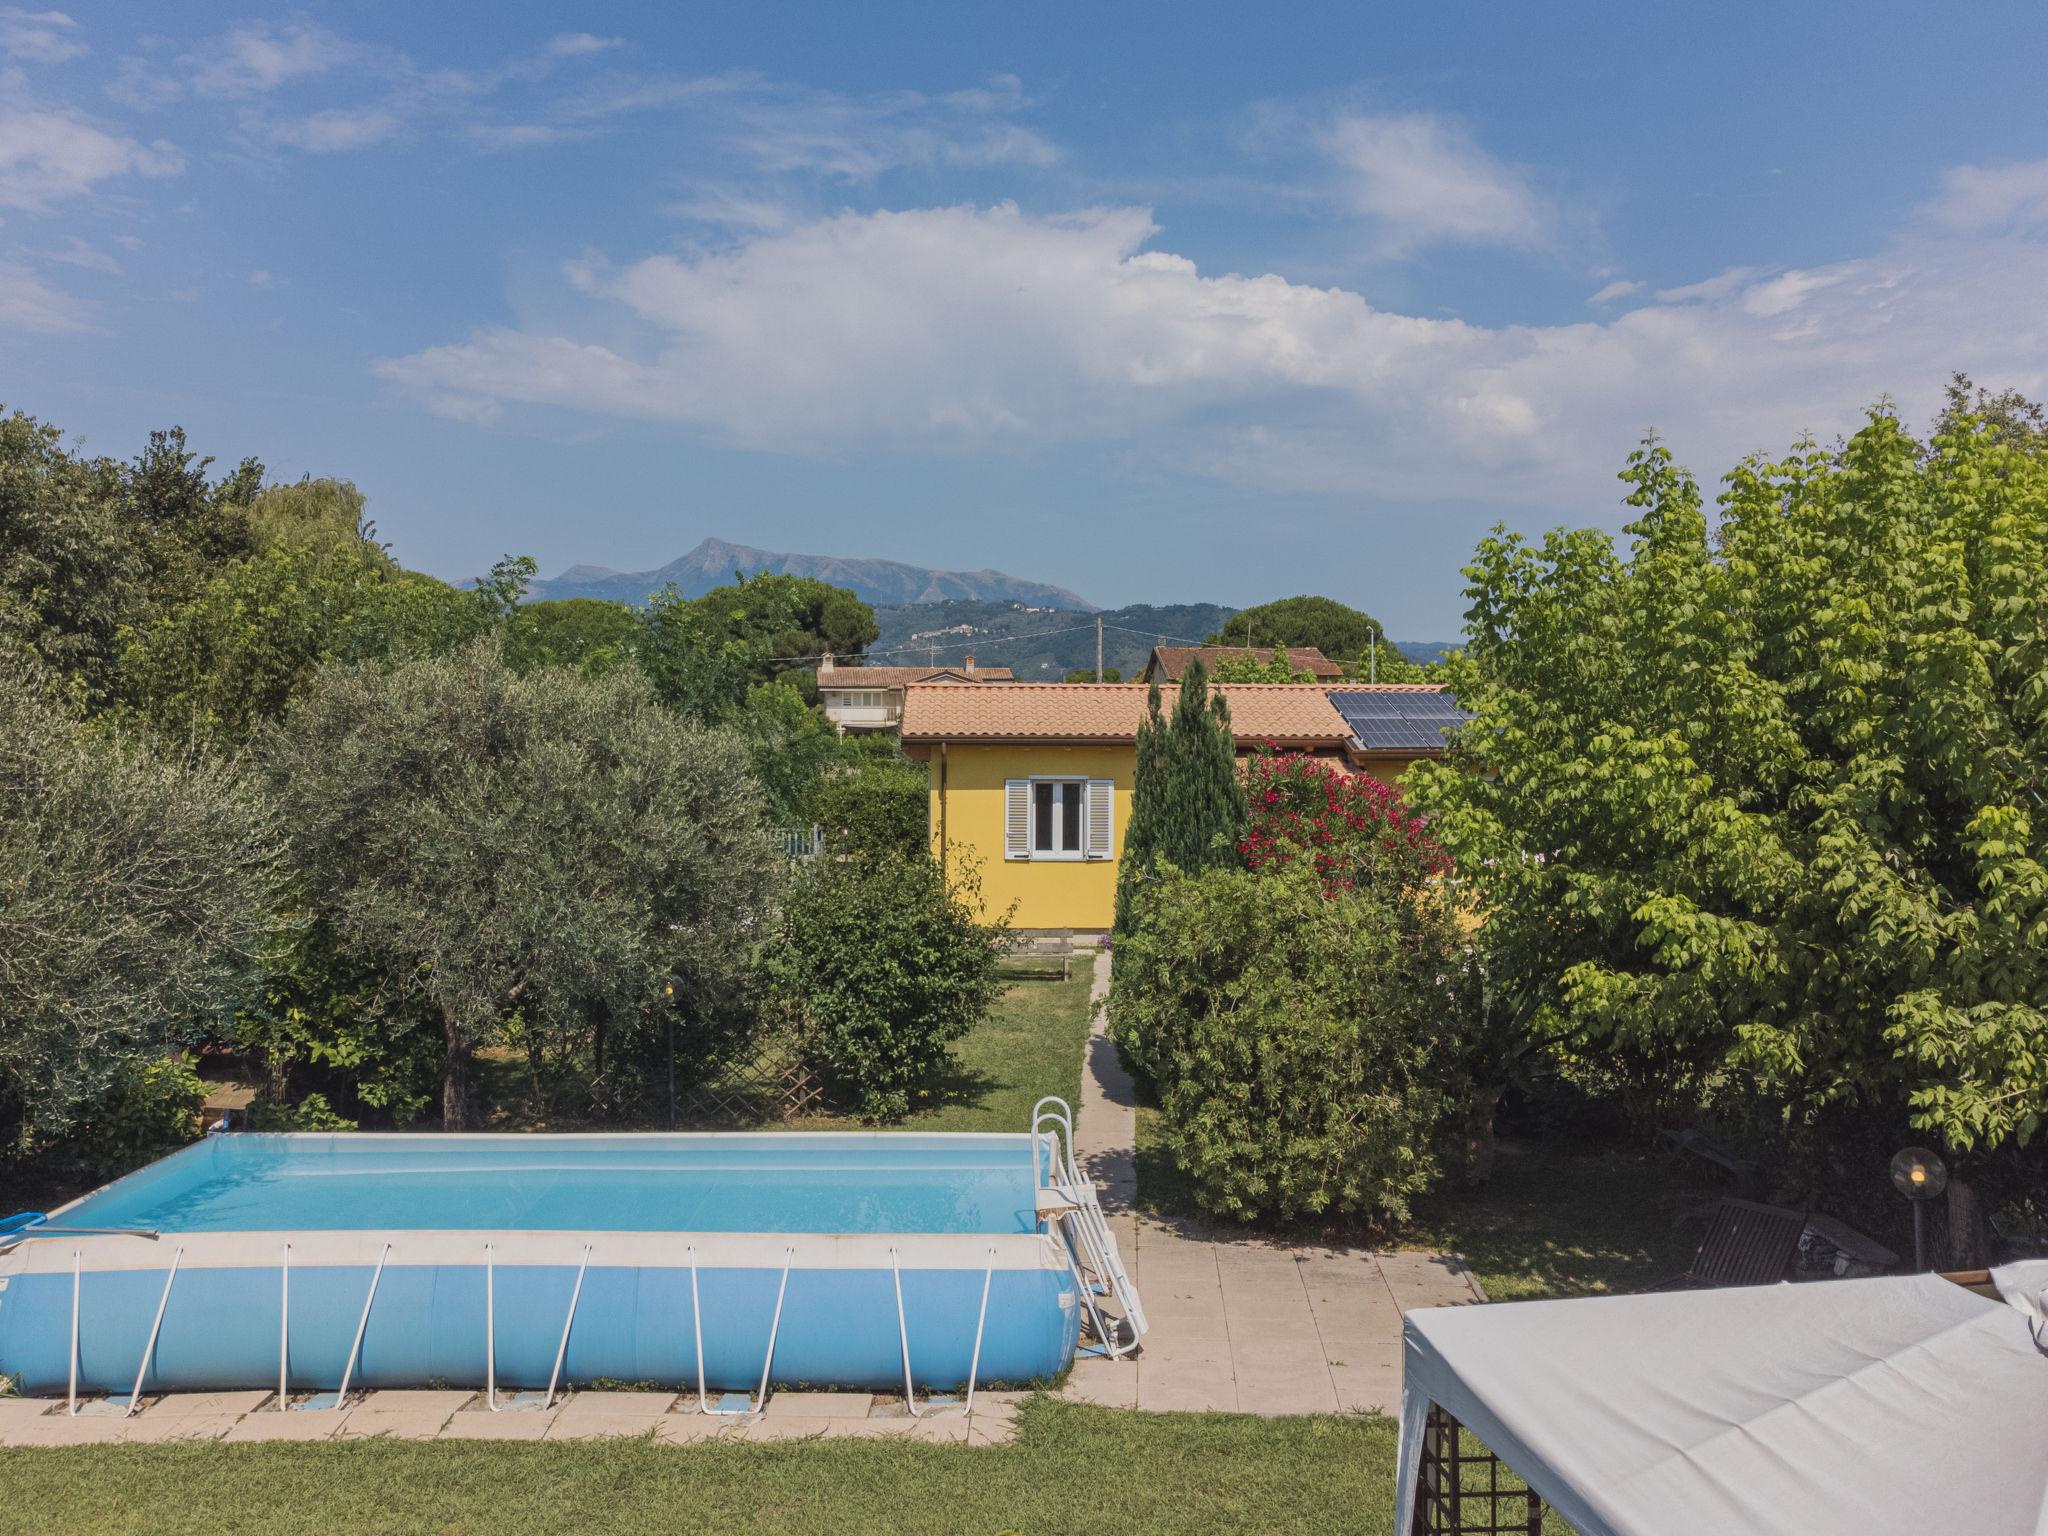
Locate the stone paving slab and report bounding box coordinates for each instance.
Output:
[764,1391,872,1419]
[120,1413,243,1443]
[555,1390,677,1419]
[440,1409,557,1440]
[152,1390,274,1418]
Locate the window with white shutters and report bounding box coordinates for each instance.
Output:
[1007,777,1112,862]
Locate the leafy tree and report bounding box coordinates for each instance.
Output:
[1113,661,1245,934]
[261,640,779,1127]
[1208,594,1424,681]
[119,541,524,745]
[809,754,930,858]
[1107,857,1476,1223]
[1210,647,1315,683]
[245,478,376,555]
[0,409,139,708]
[1407,409,2048,1152]
[0,671,282,1157]
[642,573,878,717]
[1063,665,1122,682]
[765,851,1008,1121]
[1934,372,2045,454]
[740,678,849,826]
[502,598,640,676]
[119,426,263,612]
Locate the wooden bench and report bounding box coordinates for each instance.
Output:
[1005,929,1076,980]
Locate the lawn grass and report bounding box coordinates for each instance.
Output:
[0,1398,1398,1536]
[784,967,1096,1135]
[1404,1138,1704,1301]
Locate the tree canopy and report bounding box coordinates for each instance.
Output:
[261,640,780,1127]
[0,672,282,1154]
[1206,594,1424,681]
[1407,409,2048,1151]
[1113,661,1245,934]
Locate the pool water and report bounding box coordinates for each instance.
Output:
[59,1132,1043,1236]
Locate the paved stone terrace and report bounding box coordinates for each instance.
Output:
[0,1388,1023,1448]
[1064,951,1485,1416]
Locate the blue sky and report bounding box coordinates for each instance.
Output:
[6,3,2046,634]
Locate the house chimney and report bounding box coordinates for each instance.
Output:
[820,652,834,671]
[964,654,976,677]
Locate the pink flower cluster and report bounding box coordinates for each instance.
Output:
[1238,748,1449,895]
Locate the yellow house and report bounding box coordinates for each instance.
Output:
[900,682,1462,933]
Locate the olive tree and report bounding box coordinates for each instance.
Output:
[0,672,282,1154]
[262,640,781,1127]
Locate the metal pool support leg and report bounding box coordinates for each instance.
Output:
[890,1246,922,1418]
[67,1250,80,1416]
[544,1245,591,1410]
[752,1249,793,1414]
[963,1247,995,1415]
[125,1245,183,1416]
[691,1245,793,1417]
[336,1243,389,1406]
[278,1242,291,1409]
[484,1243,498,1411]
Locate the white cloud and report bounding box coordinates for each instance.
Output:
[43,232,117,271]
[1318,112,1552,253]
[193,20,359,97]
[0,258,93,329]
[246,268,280,287]
[271,104,401,152]
[1588,279,1642,304]
[1920,158,2048,232]
[0,8,83,64]
[376,192,2048,505]
[0,76,182,210]
[546,33,621,58]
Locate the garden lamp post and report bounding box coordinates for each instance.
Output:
[1890,1146,1948,1271]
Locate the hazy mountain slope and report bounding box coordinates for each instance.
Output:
[527,537,1094,609]
[870,600,1239,679]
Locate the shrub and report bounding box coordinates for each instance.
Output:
[245,1091,357,1132]
[1113,661,1244,934]
[766,851,1008,1121]
[808,755,928,858]
[1108,858,1476,1224]
[1240,751,1447,894]
[69,1057,205,1182]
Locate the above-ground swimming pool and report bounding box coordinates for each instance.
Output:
[0,1107,1142,1405]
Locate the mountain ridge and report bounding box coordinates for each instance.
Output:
[527,537,1095,610]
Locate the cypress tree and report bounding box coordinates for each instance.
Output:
[1113,660,1246,934]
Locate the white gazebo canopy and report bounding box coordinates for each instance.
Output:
[1396,1262,2048,1536]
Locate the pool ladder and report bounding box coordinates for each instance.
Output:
[1032,1097,1148,1359]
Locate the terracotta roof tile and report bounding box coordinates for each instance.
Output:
[900,682,1398,745]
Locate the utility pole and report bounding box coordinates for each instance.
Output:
[1095,615,1103,682]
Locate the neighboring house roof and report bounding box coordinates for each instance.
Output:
[1144,645,1346,681]
[818,662,1014,688]
[903,681,1470,758]
[902,682,1357,746]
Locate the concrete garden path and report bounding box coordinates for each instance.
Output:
[1064,952,1484,1416]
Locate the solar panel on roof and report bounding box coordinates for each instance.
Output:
[1328,691,1473,750]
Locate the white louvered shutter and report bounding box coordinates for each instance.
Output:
[1085,779,1114,859]
[1005,780,1031,859]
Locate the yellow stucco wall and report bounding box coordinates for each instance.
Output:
[924,741,1434,931]
[929,743,1135,931]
